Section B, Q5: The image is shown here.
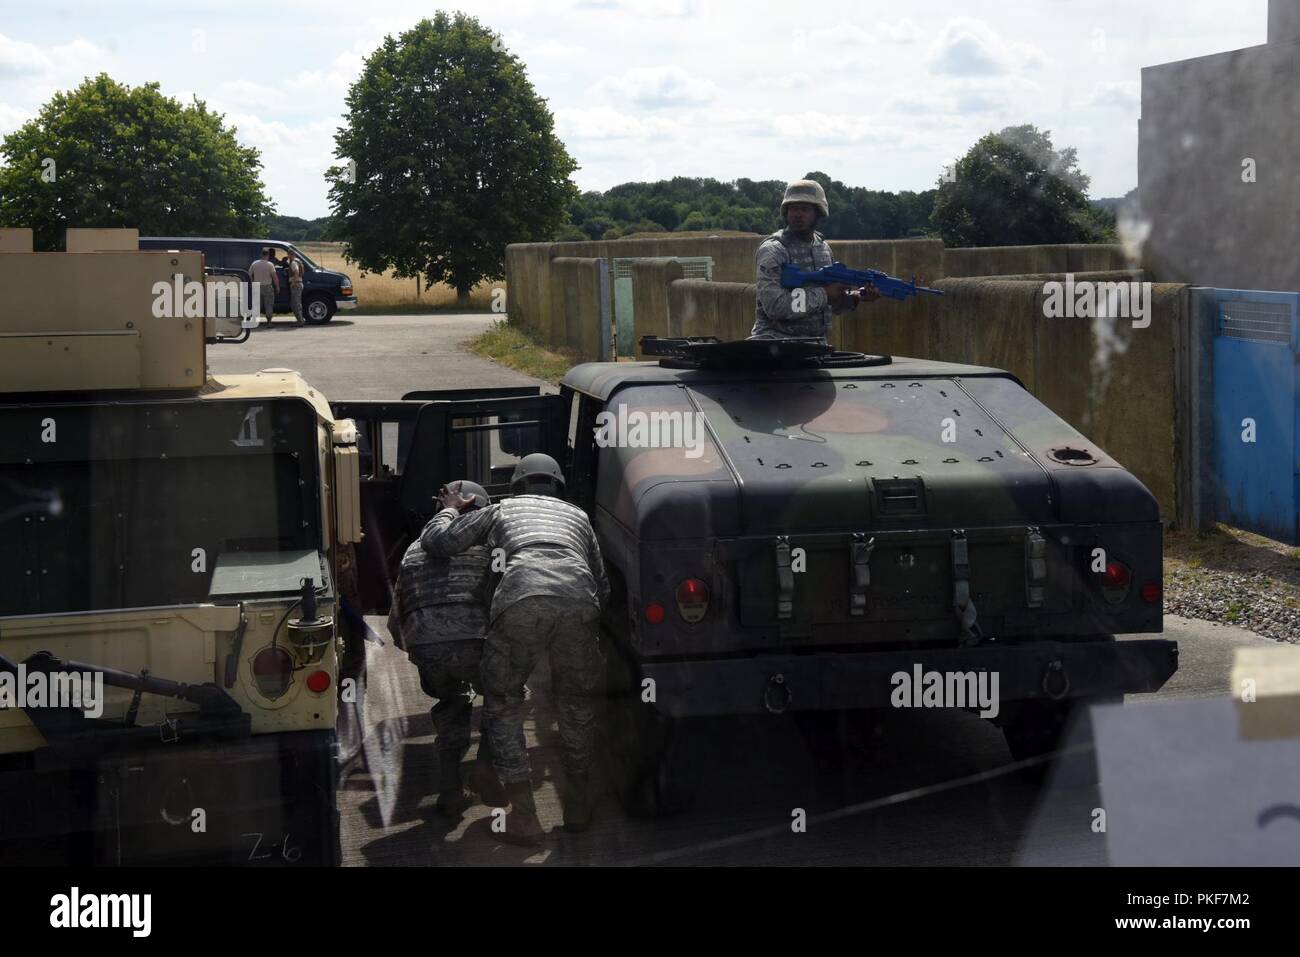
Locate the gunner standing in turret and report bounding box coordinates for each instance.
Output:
[749,179,878,341]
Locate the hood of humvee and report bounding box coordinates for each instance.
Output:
[686,376,1057,534]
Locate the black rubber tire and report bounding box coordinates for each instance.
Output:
[606,696,701,818]
[601,642,701,818]
[1001,696,1120,785]
[304,295,336,324]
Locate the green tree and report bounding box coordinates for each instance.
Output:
[677,210,709,231]
[327,13,578,305]
[930,124,1112,247]
[0,74,272,250]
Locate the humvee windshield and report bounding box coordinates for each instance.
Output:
[0,397,321,616]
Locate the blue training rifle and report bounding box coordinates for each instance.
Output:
[779,261,945,301]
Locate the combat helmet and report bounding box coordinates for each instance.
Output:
[781,179,829,219]
[447,478,490,509]
[510,453,566,495]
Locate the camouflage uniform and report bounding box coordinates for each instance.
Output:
[421,495,610,784]
[750,228,849,340]
[386,539,493,758]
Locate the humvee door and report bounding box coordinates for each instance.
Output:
[329,388,568,613]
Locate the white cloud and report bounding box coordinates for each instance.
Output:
[567,0,697,17]
[591,66,722,108]
[286,44,371,97]
[927,18,1046,76]
[554,105,681,139]
[1080,81,1140,110]
[0,102,32,134]
[0,33,53,76]
[0,33,109,80]
[217,80,280,110]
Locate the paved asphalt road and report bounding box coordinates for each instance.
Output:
[210,314,1279,867]
[209,312,544,399]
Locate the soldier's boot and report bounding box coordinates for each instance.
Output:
[435,748,473,818]
[496,782,544,846]
[562,772,593,833]
[468,744,508,808]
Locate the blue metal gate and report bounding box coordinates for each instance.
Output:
[1211,289,1300,544]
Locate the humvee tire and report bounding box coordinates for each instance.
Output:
[602,640,702,817]
[1000,695,1120,785]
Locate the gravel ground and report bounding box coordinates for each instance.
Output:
[1164,525,1300,644]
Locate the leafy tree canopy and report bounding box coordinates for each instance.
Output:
[0,74,273,250]
[930,124,1114,247]
[327,13,578,301]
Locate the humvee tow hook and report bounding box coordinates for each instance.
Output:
[763,674,792,714]
[1042,660,1071,700]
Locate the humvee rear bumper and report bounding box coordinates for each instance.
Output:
[638,638,1178,718]
[0,729,339,865]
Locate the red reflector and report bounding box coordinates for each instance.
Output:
[1141,583,1162,604]
[676,578,709,604]
[1102,562,1131,587]
[306,670,332,693]
[644,602,666,625]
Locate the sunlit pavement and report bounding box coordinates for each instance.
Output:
[336,615,1270,867]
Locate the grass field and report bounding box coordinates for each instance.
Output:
[296,242,500,313]
[468,320,578,383]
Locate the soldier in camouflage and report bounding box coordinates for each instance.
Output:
[422,453,609,845]
[750,179,878,340]
[388,479,506,817]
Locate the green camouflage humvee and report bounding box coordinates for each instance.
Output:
[350,336,1178,815]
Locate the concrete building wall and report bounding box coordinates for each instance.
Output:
[508,235,1123,358]
[1140,0,1300,290]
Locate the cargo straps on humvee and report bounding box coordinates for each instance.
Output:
[951,530,982,645]
[1025,526,1047,608]
[775,536,794,619]
[850,534,874,616]
[775,534,875,619]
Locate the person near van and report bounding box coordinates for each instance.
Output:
[248,248,280,325]
[284,251,306,324]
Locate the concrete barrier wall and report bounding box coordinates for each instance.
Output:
[944,244,1126,278]
[546,257,606,361]
[510,237,1124,358]
[668,279,756,341]
[631,259,683,355]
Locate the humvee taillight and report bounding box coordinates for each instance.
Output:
[253,647,294,700]
[1101,561,1132,604]
[675,578,710,623]
[1141,582,1162,604]
[306,670,332,693]
[644,602,666,625]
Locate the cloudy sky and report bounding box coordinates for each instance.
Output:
[0,0,1270,218]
